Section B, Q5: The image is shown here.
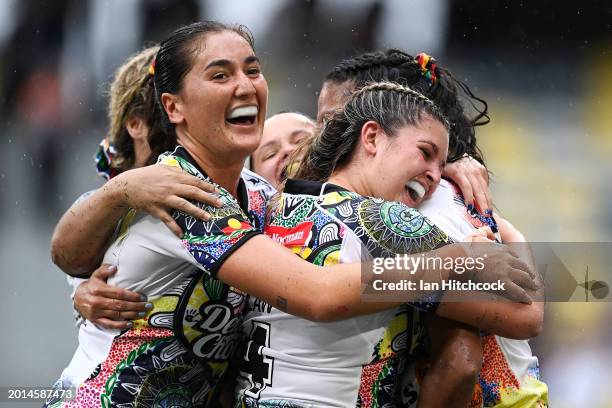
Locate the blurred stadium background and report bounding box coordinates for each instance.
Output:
[0,0,610,406]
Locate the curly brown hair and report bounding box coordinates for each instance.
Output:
[106,45,175,174]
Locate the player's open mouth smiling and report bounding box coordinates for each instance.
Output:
[226,105,258,126]
[405,180,426,203]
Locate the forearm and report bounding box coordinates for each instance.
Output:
[219,235,356,321]
[436,294,543,339]
[219,236,468,322]
[51,176,129,276]
[417,316,482,408]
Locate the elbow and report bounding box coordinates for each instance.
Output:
[50,235,92,277]
[524,313,544,338]
[304,299,338,322]
[50,234,68,271]
[522,303,544,339]
[300,290,347,323]
[504,309,544,340]
[50,234,64,268]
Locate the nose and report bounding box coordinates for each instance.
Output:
[235,71,256,99]
[425,163,443,186]
[279,143,295,163]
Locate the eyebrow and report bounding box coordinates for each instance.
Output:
[205,55,260,70]
[257,140,280,152]
[419,140,439,155]
[290,129,312,142]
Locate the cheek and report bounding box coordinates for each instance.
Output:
[255,155,273,171]
[400,149,426,173]
[258,79,269,95]
[255,79,269,103]
[260,160,279,182]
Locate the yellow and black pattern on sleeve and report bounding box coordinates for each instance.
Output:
[158,147,260,276]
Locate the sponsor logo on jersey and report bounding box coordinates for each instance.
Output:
[265,222,313,247]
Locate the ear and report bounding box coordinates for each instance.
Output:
[161,92,185,125]
[359,120,384,157]
[126,116,148,141]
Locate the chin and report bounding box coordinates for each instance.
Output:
[398,192,418,208]
[235,140,260,158]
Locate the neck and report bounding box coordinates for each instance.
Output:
[133,139,152,168]
[327,163,371,197]
[178,134,245,197]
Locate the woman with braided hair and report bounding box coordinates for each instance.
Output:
[319,49,492,215]
[314,50,547,407]
[235,81,544,407]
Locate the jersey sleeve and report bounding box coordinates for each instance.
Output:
[328,196,453,311]
[332,196,453,258]
[158,152,261,277]
[67,276,87,327]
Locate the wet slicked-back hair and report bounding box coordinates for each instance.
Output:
[295,81,449,182]
[324,49,489,165]
[153,21,254,135]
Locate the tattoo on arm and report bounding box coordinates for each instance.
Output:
[276,296,288,312]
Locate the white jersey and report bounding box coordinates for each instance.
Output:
[401,179,548,408]
[235,179,452,408]
[52,146,275,407]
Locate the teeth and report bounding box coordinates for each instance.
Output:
[406,180,426,199]
[227,106,258,119]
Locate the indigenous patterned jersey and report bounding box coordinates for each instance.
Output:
[398,179,548,408]
[234,179,452,408]
[48,146,275,408]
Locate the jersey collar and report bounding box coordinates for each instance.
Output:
[173,145,250,214]
[284,178,348,196]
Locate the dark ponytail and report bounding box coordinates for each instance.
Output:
[153,21,254,133]
[324,49,489,165]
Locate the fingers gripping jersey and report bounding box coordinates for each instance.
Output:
[50,147,275,408]
[236,180,453,408]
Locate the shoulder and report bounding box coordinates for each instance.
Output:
[157,149,204,179]
[241,167,277,200]
[325,194,451,257]
[73,189,99,205]
[419,179,476,241]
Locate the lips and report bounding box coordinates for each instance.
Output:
[405,180,426,202]
[226,105,258,126]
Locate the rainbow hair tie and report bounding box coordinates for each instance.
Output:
[148,60,156,76]
[416,52,438,87]
[94,137,117,180]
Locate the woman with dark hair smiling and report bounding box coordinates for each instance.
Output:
[311,49,547,407]
[235,81,544,407]
[50,22,536,407]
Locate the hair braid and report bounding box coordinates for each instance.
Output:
[323,49,489,165]
[293,82,448,183]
